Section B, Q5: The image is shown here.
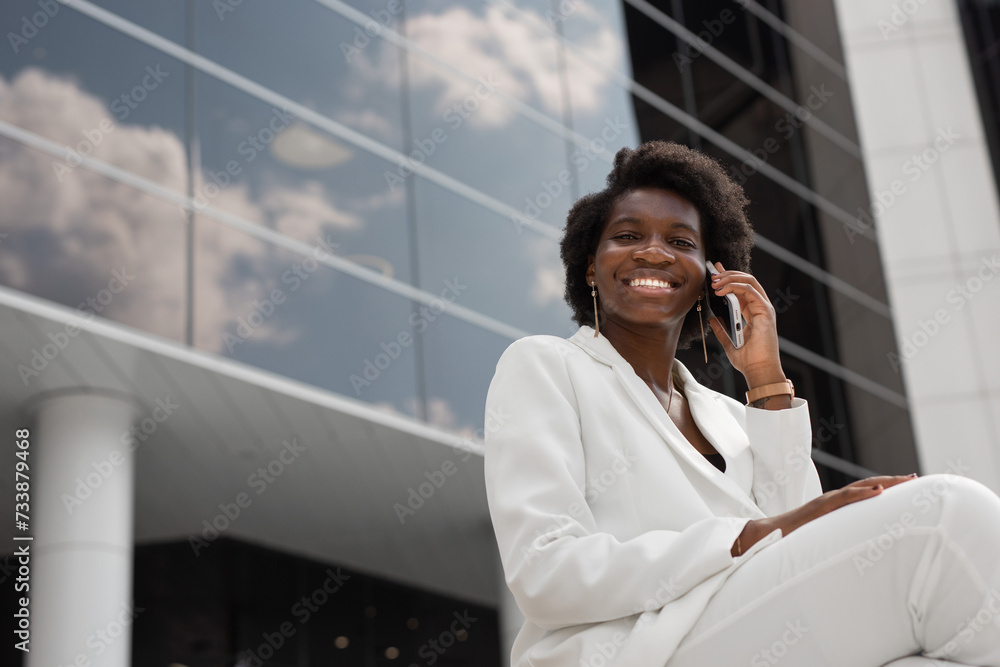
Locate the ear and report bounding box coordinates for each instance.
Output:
[585,254,595,286]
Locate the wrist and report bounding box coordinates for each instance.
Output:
[743,365,787,389]
[732,520,757,557]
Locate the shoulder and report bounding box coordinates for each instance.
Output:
[495,334,580,369]
[489,334,584,396]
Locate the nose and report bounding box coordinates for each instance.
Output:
[632,237,675,265]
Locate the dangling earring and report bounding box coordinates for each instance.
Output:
[590,281,600,338]
[696,296,708,362]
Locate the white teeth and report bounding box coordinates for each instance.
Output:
[629,278,675,288]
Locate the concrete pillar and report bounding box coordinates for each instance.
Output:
[27,390,137,667]
[495,557,524,667]
[832,0,1000,491]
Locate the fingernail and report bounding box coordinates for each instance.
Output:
[907,473,918,478]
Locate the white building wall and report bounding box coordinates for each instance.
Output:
[832,0,1000,491]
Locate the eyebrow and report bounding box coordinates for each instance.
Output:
[607,217,700,235]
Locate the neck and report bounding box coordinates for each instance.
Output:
[598,317,681,392]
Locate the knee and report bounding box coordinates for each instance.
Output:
[908,474,1000,535]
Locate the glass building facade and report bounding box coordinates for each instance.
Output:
[0,0,937,663]
[958,0,1000,196]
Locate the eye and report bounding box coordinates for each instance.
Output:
[673,239,696,248]
[612,232,638,240]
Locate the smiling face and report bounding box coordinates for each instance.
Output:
[585,187,707,332]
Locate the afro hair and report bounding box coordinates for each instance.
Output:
[559,140,755,350]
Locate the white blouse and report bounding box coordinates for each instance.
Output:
[484,325,823,667]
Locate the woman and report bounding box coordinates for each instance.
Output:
[483,141,1000,667]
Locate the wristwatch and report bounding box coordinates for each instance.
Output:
[745,378,794,404]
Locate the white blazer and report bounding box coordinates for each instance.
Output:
[484,325,823,667]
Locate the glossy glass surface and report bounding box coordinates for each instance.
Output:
[0,0,914,473]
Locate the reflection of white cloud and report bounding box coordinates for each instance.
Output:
[350,186,406,213]
[336,109,396,143]
[259,180,362,240]
[0,67,362,354]
[357,5,622,128]
[399,396,480,441]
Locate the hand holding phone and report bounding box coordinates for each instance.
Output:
[705,261,746,349]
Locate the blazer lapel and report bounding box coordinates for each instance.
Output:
[568,325,762,517]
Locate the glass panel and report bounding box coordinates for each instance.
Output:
[193,220,421,415]
[0,135,187,343]
[422,314,523,435]
[413,177,571,336]
[676,344,917,490]
[83,0,186,42]
[402,41,572,219]
[193,0,405,151]
[132,539,502,665]
[621,0,687,113]
[0,2,188,182]
[562,48,643,198]
[957,0,1000,196]
[191,70,413,277]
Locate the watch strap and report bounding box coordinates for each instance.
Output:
[745,379,794,404]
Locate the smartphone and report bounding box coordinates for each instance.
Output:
[704,261,745,349]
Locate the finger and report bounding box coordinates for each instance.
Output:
[824,484,884,511]
[713,282,770,312]
[711,271,767,299]
[877,475,920,490]
[845,475,917,490]
[788,485,883,532]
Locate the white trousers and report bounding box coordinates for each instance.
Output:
[665,474,1000,667]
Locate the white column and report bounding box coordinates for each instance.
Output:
[495,557,524,667]
[28,391,137,667]
[832,0,1000,491]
